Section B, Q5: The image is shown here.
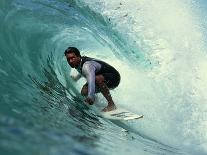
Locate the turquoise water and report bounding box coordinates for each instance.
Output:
[0,0,207,155]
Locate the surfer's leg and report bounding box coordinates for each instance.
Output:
[81,83,88,96]
[95,75,116,112]
[81,83,100,96]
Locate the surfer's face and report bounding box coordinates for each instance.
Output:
[66,53,81,68]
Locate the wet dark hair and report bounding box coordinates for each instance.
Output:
[64,47,81,57]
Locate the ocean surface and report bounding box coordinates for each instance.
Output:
[0,0,207,155]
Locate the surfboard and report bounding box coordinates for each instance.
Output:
[101,108,143,121]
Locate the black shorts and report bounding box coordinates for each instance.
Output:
[83,71,120,93]
[101,72,120,89]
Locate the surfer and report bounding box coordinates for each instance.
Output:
[64,47,121,112]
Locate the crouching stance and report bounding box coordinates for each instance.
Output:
[65,47,120,112]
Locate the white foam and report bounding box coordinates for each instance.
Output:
[76,0,207,151]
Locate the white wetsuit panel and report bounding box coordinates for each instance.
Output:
[82,61,101,100]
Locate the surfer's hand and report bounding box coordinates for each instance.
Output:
[84,97,94,105]
[70,75,79,82]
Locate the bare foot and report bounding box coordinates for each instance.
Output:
[102,104,117,112]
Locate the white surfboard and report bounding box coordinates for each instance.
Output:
[101,108,143,121]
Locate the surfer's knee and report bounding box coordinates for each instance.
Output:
[81,86,88,96]
[95,75,105,86]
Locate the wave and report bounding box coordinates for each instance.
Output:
[0,0,207,155]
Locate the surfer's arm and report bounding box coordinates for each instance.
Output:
[82,62,96,100]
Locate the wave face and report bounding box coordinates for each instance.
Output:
[0,0,207,155]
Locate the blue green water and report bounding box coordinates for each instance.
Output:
[0,0,207,155]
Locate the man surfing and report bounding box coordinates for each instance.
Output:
[64,47,121,112]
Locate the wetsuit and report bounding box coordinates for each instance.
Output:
[75,56,120,99]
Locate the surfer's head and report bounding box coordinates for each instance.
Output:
[65,47,81,68]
